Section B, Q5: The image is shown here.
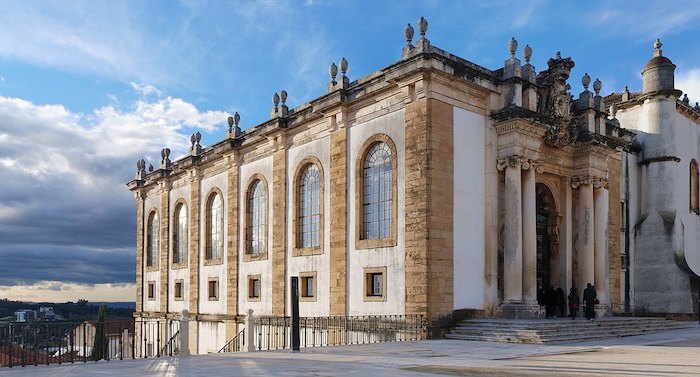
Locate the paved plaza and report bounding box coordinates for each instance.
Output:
[2,324,699,376]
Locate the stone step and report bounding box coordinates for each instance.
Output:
[446,318,694,344]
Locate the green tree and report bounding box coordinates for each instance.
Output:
[91,305,108,360]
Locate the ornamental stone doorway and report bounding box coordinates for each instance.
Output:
[536,183,558,290]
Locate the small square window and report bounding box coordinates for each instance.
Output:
[248,275,261,301]
[299,272,317,302]
[174,280,183,300]
[147,281,156,301]
[363,267,386,302]
[208,278,219,301]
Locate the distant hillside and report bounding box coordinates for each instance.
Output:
[0,299,134,321]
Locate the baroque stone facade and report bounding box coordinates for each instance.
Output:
[128,20,700,353]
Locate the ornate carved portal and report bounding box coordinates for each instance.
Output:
[536,183,559,289]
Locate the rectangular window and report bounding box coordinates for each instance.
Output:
[174,280,183,300]
[299,271,317,302]
[363,267,386,302]
[147,281,156,301]
[208,278,218,301]
[248,275,261,301]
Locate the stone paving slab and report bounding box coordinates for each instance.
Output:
[0,325,698,376]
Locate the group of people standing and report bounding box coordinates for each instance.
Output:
[537,283,597,320]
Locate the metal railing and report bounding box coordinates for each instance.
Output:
[218,329,245,353]
[0,319,179,368]
[254,315,424,351]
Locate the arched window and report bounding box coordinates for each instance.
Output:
[247,180,267,254]
[362,142,392,240]
[146,211,158,267]
[691,160,699,214]
[173,203,187,264]
[298,164,321,248]
[206,193,223,260]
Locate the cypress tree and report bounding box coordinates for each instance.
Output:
[91,305,108,360]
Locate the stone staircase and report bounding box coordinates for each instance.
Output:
[445,317,695,344]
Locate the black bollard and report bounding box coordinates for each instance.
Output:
[291,276,300,351]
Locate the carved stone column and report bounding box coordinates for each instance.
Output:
[594,180,609,307]
[499,157,523,303]
[573,176,595,288]
[521,161,539,303]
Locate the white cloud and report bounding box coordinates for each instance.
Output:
[0,281,135,302]
[130,82,164,98]
[0,94,228,289]
[678,68,700,105]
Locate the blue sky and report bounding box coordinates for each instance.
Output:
[0,0,699,302]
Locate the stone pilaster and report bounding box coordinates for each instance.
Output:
[502,158,523,302]
[607,158,622,312]
[160,183,170,314]
[404,98,429,318]
[594,184,609,306]
[404,97,455,322]
[189,171,201,314]
[226,153,240,340]
[329,114,348,316]
[426,99,454,320]
[522,165,536,303]
[135,191,145,313]
[272,146,287,316]
[573,176,595,288]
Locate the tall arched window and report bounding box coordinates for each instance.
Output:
[362,142,392,240]
[248,180,267,254]
[146,211,159,267]
[691,160,699,214]
[173,203,187,264]
[298,164,321,248]
[206,193,223,260]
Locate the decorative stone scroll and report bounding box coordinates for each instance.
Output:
[497,156,544,173]
[571,175,608,189]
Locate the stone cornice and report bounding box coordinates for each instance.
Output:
[639,155,681,166]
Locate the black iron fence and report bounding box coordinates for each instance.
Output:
[218,328,245,353]
[0,319,179,368]
[253,315,425,351]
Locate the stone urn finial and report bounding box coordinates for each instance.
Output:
[523,44,532,63]
[280,90,288,105]
[234,112,240,126]
[272,92,280,109]
[508,37,517,58]
[417,17,428,38]
[340,57,348,76]
[593,78,602,95]
[609,102,617,119]
[404,23,414,45]
[329,62,338,82]
[582,73,591,90]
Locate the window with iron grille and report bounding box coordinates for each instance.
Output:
[206,193,223,260]
[362,142,392,240]
[146,211,159,267]
[298,164,321,248]
[248,181,267,254]
[173,203,187,264]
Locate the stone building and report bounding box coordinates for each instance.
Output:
[127,18,700,354]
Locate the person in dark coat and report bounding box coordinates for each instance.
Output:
[537,286,546,307]
[568,287,579,319]
[557,287,566,317]
[545,286,558,318]
[582,283,597,321]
